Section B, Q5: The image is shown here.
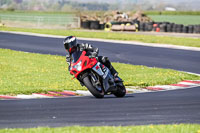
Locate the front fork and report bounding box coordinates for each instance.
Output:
[90,72,100,86]
[77,70,101,88]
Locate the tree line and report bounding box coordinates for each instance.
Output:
[0,0,199,11]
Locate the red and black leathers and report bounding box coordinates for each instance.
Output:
[66,43,118,76]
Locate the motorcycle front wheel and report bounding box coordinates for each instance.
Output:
[83,76,104,98]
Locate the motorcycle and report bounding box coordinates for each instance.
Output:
[68,50,126,98]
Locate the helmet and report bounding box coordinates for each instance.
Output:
[63,36,77,54]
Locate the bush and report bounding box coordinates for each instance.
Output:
[6,7,15,11]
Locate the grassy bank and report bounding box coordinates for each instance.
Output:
[149,15,200,25]
[145,11,200,15]
[1,27,200,48]
[0,124,200,133]
[0,49,199,95]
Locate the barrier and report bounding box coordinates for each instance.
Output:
[0,15,80,29]
[104,22,112,31]
[139,21,200,33]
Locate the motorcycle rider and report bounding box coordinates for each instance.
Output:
[63,36,120,80]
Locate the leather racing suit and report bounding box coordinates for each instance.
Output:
[66,43,118,76]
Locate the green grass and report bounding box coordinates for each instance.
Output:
[0,124,200,133]
[0,49,199,95]
[1,27,200,48]
[145,11,200,15]
[149,15,200,25]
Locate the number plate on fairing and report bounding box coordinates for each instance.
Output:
[92,62,109,79]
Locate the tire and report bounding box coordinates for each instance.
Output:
[160,24,167,32]
[146,22,154,31]
[188,25,194,33]
[81,21,90,29]
[198,25,200,34]
[176,24,183,33]
[163,22,170,25]
[147,24,153,31]
[172,26,176,32]
[166,24,173,32]
[104,22,112,31]
[182,26,188,33]
[198,25,200,33]
[196,25,200,33]
[90,21,100,29]
[113,84,126,98]
[83,76,104,98]
[111,21,122,25]
[139,22,145,31]
[99,24,105,30]
[176,28,182,33]
[193,25,200,33]
[144,23,149,31]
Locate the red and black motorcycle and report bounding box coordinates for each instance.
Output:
[69,50,126,98]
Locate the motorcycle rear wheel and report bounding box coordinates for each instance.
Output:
[114,85,126,97]
[83,76,104,98]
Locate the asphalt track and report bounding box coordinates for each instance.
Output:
[0,32,200,128]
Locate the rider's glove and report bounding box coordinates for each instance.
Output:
[78,43,93,51]
[84,43,92,49]
[78,43,85,51]
[89,52,97,58]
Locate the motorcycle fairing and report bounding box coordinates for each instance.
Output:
[70,51,98,78]
[92,62,115,92]
[92,62,108,79]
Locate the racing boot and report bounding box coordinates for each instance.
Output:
[110,66,122,82]
[98,56,122,82]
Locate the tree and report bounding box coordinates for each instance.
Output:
[61,4,74,12]
[14,0,23,4]
[0,0,12,6]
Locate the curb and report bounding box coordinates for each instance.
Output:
[0,91,78,100]
[0,80,199,100]
[144,80,200,92]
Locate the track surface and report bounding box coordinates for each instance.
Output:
[0,88,200,128]
[0,32,200,128]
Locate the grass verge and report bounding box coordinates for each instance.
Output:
[1,27,200,48]
[0,48,199,95]
[149,15,200,25]
[0,124,200,133]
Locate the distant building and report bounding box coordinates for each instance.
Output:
[165,7,176,11]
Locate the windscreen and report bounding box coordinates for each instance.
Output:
[71,51,83,63]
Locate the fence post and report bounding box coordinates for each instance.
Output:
[36,17,43,28]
